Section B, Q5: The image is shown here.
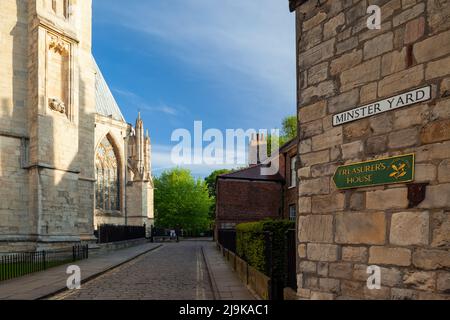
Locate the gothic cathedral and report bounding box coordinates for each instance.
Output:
[0,0,154,252]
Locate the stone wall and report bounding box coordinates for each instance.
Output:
[292,0,450,299]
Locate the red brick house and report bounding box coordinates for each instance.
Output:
[215,138,298,234]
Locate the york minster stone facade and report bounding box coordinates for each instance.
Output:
[290,0,450,299]
[0,0,154,252]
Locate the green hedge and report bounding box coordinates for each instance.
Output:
[236,219,294,279]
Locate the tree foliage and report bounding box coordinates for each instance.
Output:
[154,168,212,233]
[204,169,232,220]
[268,115,297,155]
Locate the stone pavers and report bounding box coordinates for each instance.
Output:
[50,241,214,300]
[0,242,161,300]
[201,242,256,300]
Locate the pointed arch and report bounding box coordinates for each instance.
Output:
[95,133,121,211]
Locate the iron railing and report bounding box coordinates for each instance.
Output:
[0,245,88,282]
[97,224,146,244]
[217,229,237,253]
[286,229,297,290]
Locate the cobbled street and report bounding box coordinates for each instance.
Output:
[50,241,214,300]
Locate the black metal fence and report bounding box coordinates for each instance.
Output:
[96,224,146,244]
[0,245,88,282]
[217,229,236,253]
[286,229,297,290]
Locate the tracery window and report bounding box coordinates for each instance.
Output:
[95,136,120,211]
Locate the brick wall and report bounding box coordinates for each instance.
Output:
[293,0,450,300]
[216,179,283,229]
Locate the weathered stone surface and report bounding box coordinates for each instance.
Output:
[300,80,336,105]
[300,119,323,138]
[360,82,378,104]
[319,278,340,293]
[345,0,366,24]
[363,286,391,300]
[300,39,335,69]
[404,17,425,44]
[413,30,450,63]
[438,160,450,183]
[370,113,394,135]
[349,192,365,211]
[421,120,450,144]
[382,0,402,18]
[299,101,327,124]
[364,32,394,60]
[324,12,345,40]
[378,64,424,97]
[393,2,425,27]
[340,280,365,299]
[353,265,402,287]
[437,272,450,293]
[415,141,450,162]
[390,212,430,246]
[381,47,407,77]
[301,149,329,166]
[340,57,381,92]
[317,262,328,277]
[311,193,345,213]
[393,103,429,130]
[428,0,450,34]
[342,247,368,263]
[366,188,408,210]
[328,89,359,113]
[303,11,327,32]
[308,62,328,85]
[311,127,343,151]
[307,243,339,262]
[299,260,317,273]
[310,291,335,300]
[403,271,436,291]
[336,36,359,55]
[391,288,418,300]
[298,167,311,179]
[388,127,419,148]
[419,183,450,209]
[299,177,330,196]
[298,244,307,258]
[329,262,353,279]
[304,275,319,289]
[311,162,338,178]
[431,98,450,120]
[299,139,312,154]
[336,212,386,245]
[330,50,363,76]
[369,247,412,266]
[366,135,388,155]
[415,163,436,183]
[299,197,312,214]
[341,140,364,159]
[426,56,450,80]
[344,119,371,139]
[431,212,450,247]
[302,25,323,51]
[298,215,333,243]
[412,249,450,270]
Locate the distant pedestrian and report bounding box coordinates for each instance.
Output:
[170,229,176,240]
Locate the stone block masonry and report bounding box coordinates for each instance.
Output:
[291,0,450,300]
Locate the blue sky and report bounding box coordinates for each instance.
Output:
[92,0,296,178]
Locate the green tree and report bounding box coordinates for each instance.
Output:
[154,168,212,234]
[268,115,297,155]
[204,169,232,220]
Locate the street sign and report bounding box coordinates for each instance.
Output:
[333,154,415,190]
[333,86,431,126]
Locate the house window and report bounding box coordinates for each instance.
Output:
[290,156,297,187]
[95,136,120,211]
[289,204,296,221]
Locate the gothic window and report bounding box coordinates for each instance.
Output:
[95,136,120,211]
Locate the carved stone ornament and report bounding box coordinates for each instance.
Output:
[48,97,66,114]
[48,35,69,55]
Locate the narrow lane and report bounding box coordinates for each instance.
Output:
[50,241,214,300]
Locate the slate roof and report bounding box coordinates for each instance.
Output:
[218,164,284,182]
[93,57,126,122]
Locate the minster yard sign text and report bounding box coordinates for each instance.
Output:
[333,154,415,190]
[333,86,431,126]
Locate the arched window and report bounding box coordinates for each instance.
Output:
[95,136,120,211]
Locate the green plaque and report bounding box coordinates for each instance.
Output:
[333,154,415,190]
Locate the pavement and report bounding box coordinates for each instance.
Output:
[0,240,254,300]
